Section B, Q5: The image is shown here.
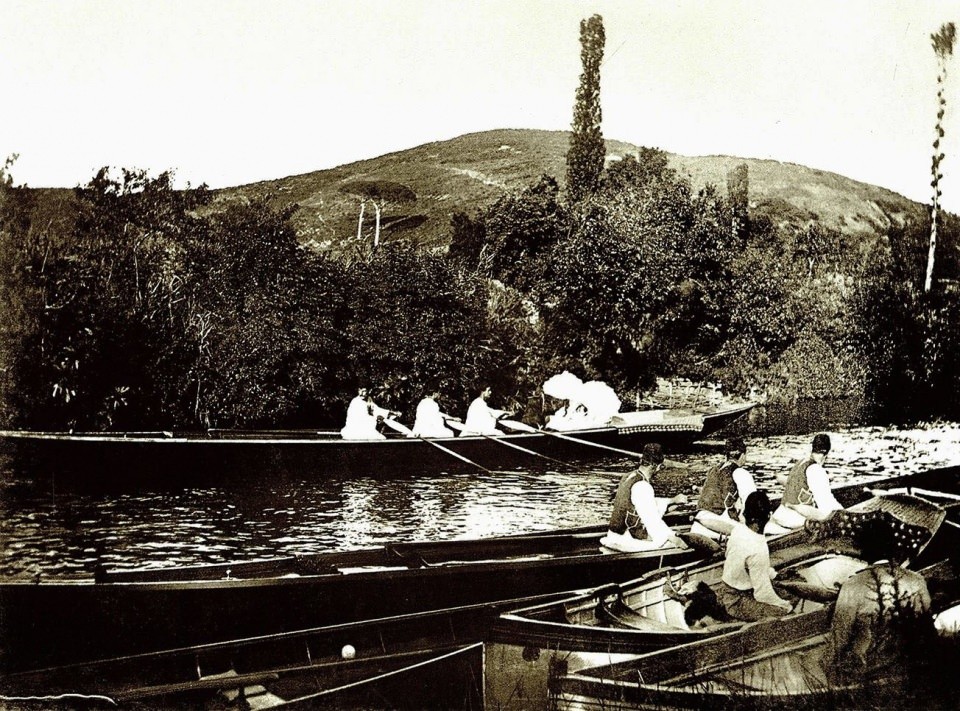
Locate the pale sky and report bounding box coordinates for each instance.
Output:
[2,0,958,212]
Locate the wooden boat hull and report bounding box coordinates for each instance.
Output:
[0,525,700,674]
[0,404,755,479]
[485,491,952,711]
[555,559,960,710]
[0,592,577,709]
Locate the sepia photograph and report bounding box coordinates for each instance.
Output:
[1,1,960,708]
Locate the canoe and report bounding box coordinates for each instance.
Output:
[0,590,583,710]
[0,403,755,479]
[553,559,960,710]
[484,492,952,711]
[0,521,701,674]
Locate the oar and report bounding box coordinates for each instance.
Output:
[381,417,494,474]
[445,418,581,470]
[867,486,960,502]
[499,419,686,464]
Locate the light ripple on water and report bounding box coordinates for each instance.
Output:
[0,424,959,577]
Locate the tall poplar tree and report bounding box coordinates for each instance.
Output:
[565,14,606,204]
[925,22,956,293]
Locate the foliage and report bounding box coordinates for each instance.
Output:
[446,210,486,270]
[340,244,496,419]
[926,22,957,292]
[483,175,569,292]
[565,14,606,204]
[540,151,741,395]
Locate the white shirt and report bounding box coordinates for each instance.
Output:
[629,479,674,548]
[460,396,506,436]
[722,523,792,611]
[412,397,453,438]
[732,466,757,505]
[806,461,842,512]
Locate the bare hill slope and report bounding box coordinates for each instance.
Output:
[216,129,927,251]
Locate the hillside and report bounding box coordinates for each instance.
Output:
[215,129,928,252]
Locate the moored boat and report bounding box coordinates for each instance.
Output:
[553,559,960,710]
[0,403,755,480]
[0,521,701,674]
[0,591,582,710]
[484,492,952,710]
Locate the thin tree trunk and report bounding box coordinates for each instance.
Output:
[356,200,365,242]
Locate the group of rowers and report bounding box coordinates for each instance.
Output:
[340,386,512,440]
[604,434,932,678]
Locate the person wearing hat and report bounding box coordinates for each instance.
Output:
[766,433,843,534]
[600,443,689,552]
[690,436,757,541]
[718,490,795,621]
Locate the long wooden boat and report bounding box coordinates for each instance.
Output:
[0,403,755,479]
[554,559,960,710]
[0,521,701,674]
[485,492,952,711]
[0,590,582,710]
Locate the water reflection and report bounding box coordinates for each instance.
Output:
[1,424,959,578]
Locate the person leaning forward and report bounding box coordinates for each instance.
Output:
[766,432,843,534]
[718,490,794,621]
[690,436,757,541]
[600,443,688,552]
[411,391,454,438]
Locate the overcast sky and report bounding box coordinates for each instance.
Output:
[2,0,958,212]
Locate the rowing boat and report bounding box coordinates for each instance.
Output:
[485,492,952,710]
[0,403,755,480]
[0,590,583,710]
[0,521,700,674]
[553,559,960,710]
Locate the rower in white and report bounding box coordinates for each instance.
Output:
[340,387,391,440]
[459,387,509,436]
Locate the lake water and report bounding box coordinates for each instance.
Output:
[2,423,960,578]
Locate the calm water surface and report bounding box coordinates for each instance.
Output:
[2,423,959,578]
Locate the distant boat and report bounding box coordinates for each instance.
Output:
[0,403,755,479]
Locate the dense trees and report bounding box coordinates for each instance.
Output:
[0,168,513,430]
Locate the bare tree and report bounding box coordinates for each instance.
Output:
[340,181,417,250]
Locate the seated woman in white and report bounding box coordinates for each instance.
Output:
[340,387,390,440]
[459,387,508,436]
[411,393,454,438]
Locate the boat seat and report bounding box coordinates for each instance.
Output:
[213,670,286,709]
[292,557,341,576]
[597,598,682,632]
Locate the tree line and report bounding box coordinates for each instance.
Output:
[2,14,960,432]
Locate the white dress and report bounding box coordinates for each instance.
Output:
[459,397,506,436]
[412,397,454,438]
[340,396,388,440]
